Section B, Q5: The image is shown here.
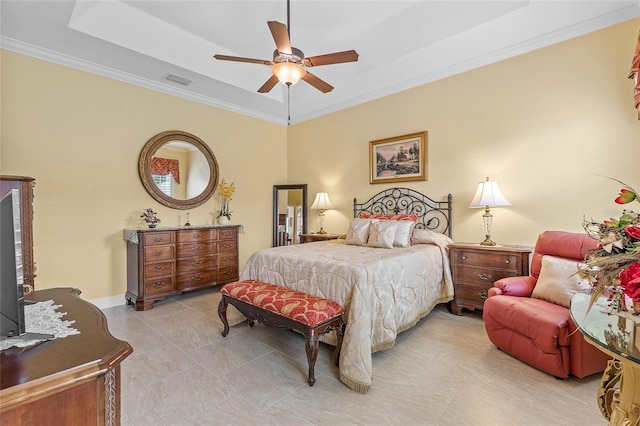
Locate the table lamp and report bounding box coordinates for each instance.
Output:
[310,192,333,234]
[469,177,511,246]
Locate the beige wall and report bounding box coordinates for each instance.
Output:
[1,50,287,301]
[289,19,640,247]
[1,19,639,302]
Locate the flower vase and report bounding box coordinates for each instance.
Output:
[217,216,230,225]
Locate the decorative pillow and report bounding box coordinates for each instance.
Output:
[344,219,376,246]
[358,212,419,223]
[367,220,398,248]
[393,220,415,248]
[531,255,590,308]
[411,229,454,247]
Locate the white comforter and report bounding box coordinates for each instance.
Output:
[239,239,454,393]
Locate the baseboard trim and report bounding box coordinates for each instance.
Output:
[92,294,126,310]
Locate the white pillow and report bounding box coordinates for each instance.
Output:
[367,220,398,248]
[393,220,415,248]
[531,255,590,308]
[344,219,376,246]
[410,229,454,248]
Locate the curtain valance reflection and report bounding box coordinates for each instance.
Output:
[151,157,180,184]
[630,29,640,120]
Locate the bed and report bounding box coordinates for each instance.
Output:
[238,188,454,393]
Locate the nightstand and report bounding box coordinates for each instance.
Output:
[448,243,532,315]
[299,233,341,243]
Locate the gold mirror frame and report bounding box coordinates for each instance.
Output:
[139,130,219,210]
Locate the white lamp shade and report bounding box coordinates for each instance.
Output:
[272,62,307,86]
[311,192,333,210]
[469,179,511,208]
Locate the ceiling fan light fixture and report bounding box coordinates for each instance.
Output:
[272,62,307,86]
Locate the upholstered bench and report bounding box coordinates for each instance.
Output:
[218,280,345,386]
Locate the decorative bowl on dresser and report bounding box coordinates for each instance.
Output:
[124,225,240,310]
[448,243,532,315]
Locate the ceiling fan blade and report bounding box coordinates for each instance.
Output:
[258,75,279,93]
[267,21,292,55]
[303,50,359,67]
[214,54,273,65]
[301,72,333,93]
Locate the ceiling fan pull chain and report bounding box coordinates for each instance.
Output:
[287,85,291,126]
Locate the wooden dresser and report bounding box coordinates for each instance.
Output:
[0,288,132,425]
[125,225,240,310]
[448,243,532,315]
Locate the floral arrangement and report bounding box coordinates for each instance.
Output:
[217,179,235,219]
[580,178,640,312]
[141,208,161,227]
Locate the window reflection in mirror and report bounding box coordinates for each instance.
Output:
[151,142,210,200]
[273,184,307,247]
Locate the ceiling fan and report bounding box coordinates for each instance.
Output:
[213,0,358,94]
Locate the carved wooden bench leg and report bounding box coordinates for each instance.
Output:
[217,296,230,337]
[305,332,320,386]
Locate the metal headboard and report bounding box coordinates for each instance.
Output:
[353,187,453,237]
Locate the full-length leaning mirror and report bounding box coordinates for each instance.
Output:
[139,130,219,209]
[273,184,307,247]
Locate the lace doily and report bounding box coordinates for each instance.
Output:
[0,300,80,351]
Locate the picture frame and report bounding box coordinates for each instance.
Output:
[369,131,427,184]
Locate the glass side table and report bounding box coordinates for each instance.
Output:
[570,293,640,426]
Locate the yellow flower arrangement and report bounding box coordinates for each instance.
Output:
[217,179,235,219]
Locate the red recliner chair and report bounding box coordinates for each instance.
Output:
[483,231,611,378]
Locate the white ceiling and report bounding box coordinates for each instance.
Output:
[2,1,639,125]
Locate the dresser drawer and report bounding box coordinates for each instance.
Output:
[217,266,239,282]
[176,255,216,273]
[144,261,174,278]
[143,245,174,262]
[218,253,237,268]
[177,242,214,258]
[218,239,237,253]
[176,269,216,291]
[176,229,215,243]
[454,283,491,306]
[218,227,237,240]
[451,250,520,272]
[143,232,174,246]
[144,276,175,296]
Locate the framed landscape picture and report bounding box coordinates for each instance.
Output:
[369,131,427,184]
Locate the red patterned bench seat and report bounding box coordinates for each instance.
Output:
[218,280,345,386]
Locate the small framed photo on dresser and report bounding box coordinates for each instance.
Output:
[369,131,427,184]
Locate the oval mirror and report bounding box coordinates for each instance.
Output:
[273,184,307,247]
[139,131,219,209]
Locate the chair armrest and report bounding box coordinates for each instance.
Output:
[487,276,537,298]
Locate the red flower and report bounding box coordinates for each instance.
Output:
[615,188,637,204]
[625,226,640,240]
[621,261,640,299]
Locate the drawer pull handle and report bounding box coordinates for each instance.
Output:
[152,250,164,257]
[153,282,165,289]
[223,256,232,262]
[191,275,202,281]
[223,243,233,249]
[153,266,164,272]
[192,234,202,239]
[222,269,233,275]
[192,246,202,252]
[154,236,163,242]
[461,256,467,260]
[478,273,492,281]
[505,260,510,264]
[479,292,488,300]
[223,231,232,237]
[192,261,202,266]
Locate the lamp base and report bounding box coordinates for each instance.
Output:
[317,228,327,235]
[479,235,496,246]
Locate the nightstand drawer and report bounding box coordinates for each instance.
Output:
[451,250,520,272]
[454,283,492,306]
[454,266,519,286]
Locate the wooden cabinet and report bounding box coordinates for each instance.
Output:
[449,243,532,315]
[125,225,240,310]
[0,176,36,291]
[299,233,341,243]
[0,288,132,425]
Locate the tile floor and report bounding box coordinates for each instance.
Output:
[102,287,606,425]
